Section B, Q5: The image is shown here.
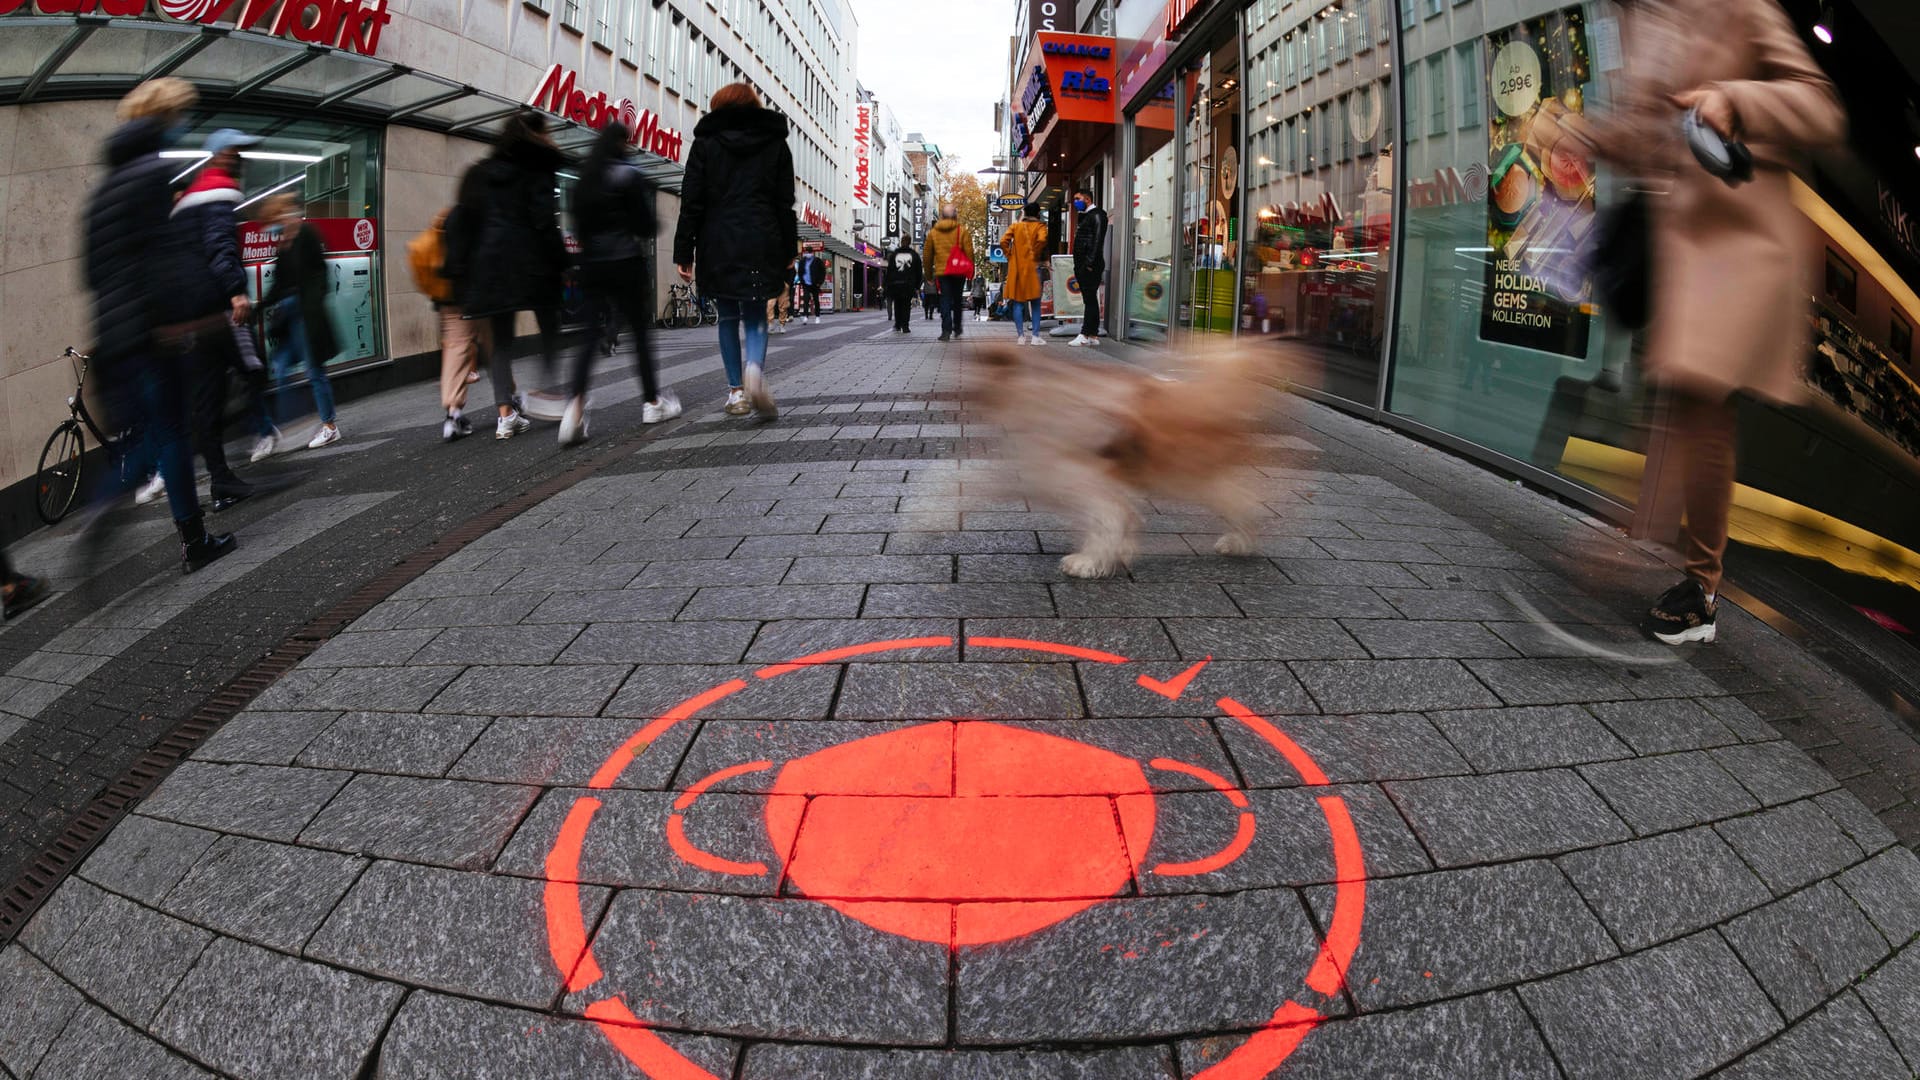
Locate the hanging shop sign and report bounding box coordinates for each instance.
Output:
[1036,33,1116,125]
[1166,0,1209,38]
[1477,5,1596,359]
[853,104,872,208]
[1021,64,1054,133]
[1011,110,1033,160]
[1,0,393,55]
[997,195,1028,211]
[885,192,901,238]
[528,64,683,162]
[1026,0,1061,34]
[802,203,833,235]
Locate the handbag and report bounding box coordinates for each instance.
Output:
[1592,190,1650,331]
[943,241,974,279]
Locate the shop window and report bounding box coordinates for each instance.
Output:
[1428,50,1447,136]
[1457,41,1479,127]
[1825,249,1857,312]
[1895,314,1914,363]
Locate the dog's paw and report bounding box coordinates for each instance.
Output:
[1214,533,1256,557]
[1060,552,1121,579]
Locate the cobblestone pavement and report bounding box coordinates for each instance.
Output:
[3,319,1920,1079]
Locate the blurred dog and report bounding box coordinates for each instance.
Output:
[969,345,1276,578]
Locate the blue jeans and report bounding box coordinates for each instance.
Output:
[714,298,768,387]
[1010,298,1038,336]
[133,349,200,524]
[269,303,336,425]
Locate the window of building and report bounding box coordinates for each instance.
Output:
[1354,0,1372,53]
[1402,0,1416,30]
[1404,58,1420,140]
[1334,8,1348,62]
[646,2,663,74]
[559,0,582,31]
[1895,313,1914,362]
[592,0,612,48]
[1315,18,1329,72]
[1320,103,1332,164]
[1426,0,1443,16]
[665,16,682,91]
[525,0,550,14]
[1456,41,1478,126]
[620,0,639,64]
[1428,50,1446,135]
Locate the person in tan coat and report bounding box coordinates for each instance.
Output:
[922,204,974,341]
[1548,0,1844,643]
[1000,203,1050,346]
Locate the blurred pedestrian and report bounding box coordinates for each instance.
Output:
[922,204,973,342]
[260,193,343,449]
[450,111,569,440]
[561,121,678,446]
[970,278,986,321]
[1000,202,1049,346]
[408,206,477,441]
[796,249,827,325]
[1555,0,1844,644]
[767,276,793,335]
[883,238,923,333]
[84,78,235,572]
[1067,186,1108,347]
[922,283,938,321]
[673,82,797,420]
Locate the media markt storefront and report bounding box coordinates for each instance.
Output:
[1113,0,1920,617]
[0,0,686,512]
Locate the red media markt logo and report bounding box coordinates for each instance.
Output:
[542,636,1368,1078]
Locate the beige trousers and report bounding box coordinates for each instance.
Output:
[439,305,480,413]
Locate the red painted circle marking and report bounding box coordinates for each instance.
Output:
[541,636,1366,1079]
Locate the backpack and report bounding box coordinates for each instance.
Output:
[407,209,455,303]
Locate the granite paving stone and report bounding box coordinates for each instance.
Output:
[835,662,1083,720]
[409,625,587,666]
[955,554,1086,582]
[1557,826,1772,949]
[961,618,1177,660]
[1222,583,1400,619]
[1290,659,1500,714]
[158,835,365,952]
[1180,992,1557,1079]
[139,762,351,841]
[1709,741,1842,805]
[557,619,762,665]
[1124,552,1293,582]
[1276,558,1425,588]
[1134,782,1430,893]
[192,710,340,766]
[28,1001,214,1080]
[427,664,632,717]
[744,618,959,663]
[0,947,85,1079]
[1837,848,1920,945]
[299,775,539,870]
[1716,798,1867,894]
[294,711,491,775]
[379,992,740,1080]
[1462,658,1637,707]
[669,720,925,792]
[734,532,888,558]
[301,628,440,667]
[250,666,465,713]
[150,936,405,1080]
[1308,860,1615,1008]
[784,554,952,584]
[600,536,742,562]
[955,888,1324,1042]
[75,814,219,904]
[525,587,695,623]
[1341,619,1519,659]
[48,888,212,1024]
[308,860,607,1008]
[1384,769,1630,866]
[1082,660,1319,718]
[1722,879,1893,1019]
[564,888,949,1043]
[864,582,1054,618]
[495,788,793,895]
[601,663,840,719]
[1816,789,1903,855]
[1219,712,1469,786]
[448,715,695,789]
[396,593,548,628]
[740,1044,1177,1079]
[1310,538,1447,563]
[13,878,106,958]
[391,570,526,600]
[1052,583,1243,619]
[1717,991,1912,1080]
[822,510,960,532]
[1579,751,1761,835]
[1702,695,1781,742]
[1856,943,1920,1066]
[979,718,1238,791]
[1163,618,1367,660]
[1427,705,1634,772]
[885,530,1040,555]
[1374,588,1525,621]
[501,561,648,593]
[686,514,827,537]
[1585,698,1742,754]
[1036,531,1213,556]
[679,583,866,620]
[1517,931,1780,1080]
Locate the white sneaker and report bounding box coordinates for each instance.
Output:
[744,365,777,418]
[724,388,750,416]
[135,472,166,505]
[495,411,530,439]
[442,413,472,441]
[811,316,820,325]
[307,424,341,449]
[1029,333,1046,346]
[1068,334,1092,347]
[1015,332,1029,345]
[775,321,787,334]
[558,396,589,446]
[249,429,278,463]
[642,390,683,424]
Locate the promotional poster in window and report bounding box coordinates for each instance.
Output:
[1479,6,1596,359]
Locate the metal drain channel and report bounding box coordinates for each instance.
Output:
[0,430,662,947]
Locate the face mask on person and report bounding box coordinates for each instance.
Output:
[1073,198,1088,212]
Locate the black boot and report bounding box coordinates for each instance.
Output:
[179,515,236,573]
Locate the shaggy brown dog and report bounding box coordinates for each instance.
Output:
[969,345,1277,578]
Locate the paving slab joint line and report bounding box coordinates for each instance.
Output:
[0,417,667,950]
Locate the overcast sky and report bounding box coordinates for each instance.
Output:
[850,0,1013,174]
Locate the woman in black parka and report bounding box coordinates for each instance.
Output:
[447,111,569,438]
[672,82,798,419]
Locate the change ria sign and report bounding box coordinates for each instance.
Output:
[528,64,683,163]
[1,0,392,56]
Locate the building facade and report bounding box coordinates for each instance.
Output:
[0,0,858,513]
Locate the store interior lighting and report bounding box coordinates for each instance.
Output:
[1812,2,1834,44]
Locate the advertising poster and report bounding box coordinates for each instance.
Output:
[1050,255,1084,320]
[327,255,378,362]
[1478,7,1596,358]
[1130,259,1170,327]
[240,218,380,365]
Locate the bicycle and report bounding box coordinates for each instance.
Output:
[660,282,720,329]
[35,347,131,525]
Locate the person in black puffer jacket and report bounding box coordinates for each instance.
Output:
[673,82,798,420]
[82,78,235,572]
[558,121,676,445]
[446,111,569,439]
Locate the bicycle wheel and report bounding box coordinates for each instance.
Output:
[35,420,85,525]
[677,300,700,330]
[700,298,719,326]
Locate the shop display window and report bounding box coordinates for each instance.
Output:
[1895,315,1913,364]
[1826,249,1858,312]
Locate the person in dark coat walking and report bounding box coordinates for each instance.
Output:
[447,111,569,439]
[559,121,678,445]
[260,193,342,449]
[883,240,923,333]
[1068,186,1109,347]
[795,250,827,324]
[83,78,235,572]
[673,82,798,420]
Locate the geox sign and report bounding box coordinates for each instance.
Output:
[0,0,393,56]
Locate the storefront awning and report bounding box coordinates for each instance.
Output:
[796,222,880,267]
[0,15,685,189]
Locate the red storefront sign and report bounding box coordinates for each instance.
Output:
[1,0,392,56]
[802,203,832,235]
[527,65,684,163]
[238,217,377,263]
[853,104,871,208]
[1036,33,1117,126]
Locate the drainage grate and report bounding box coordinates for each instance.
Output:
[0,427,663,947]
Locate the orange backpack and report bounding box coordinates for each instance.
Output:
[407,209,455,303]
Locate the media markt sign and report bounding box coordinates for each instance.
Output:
[2,0,393,56]
[528,64,683,163]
